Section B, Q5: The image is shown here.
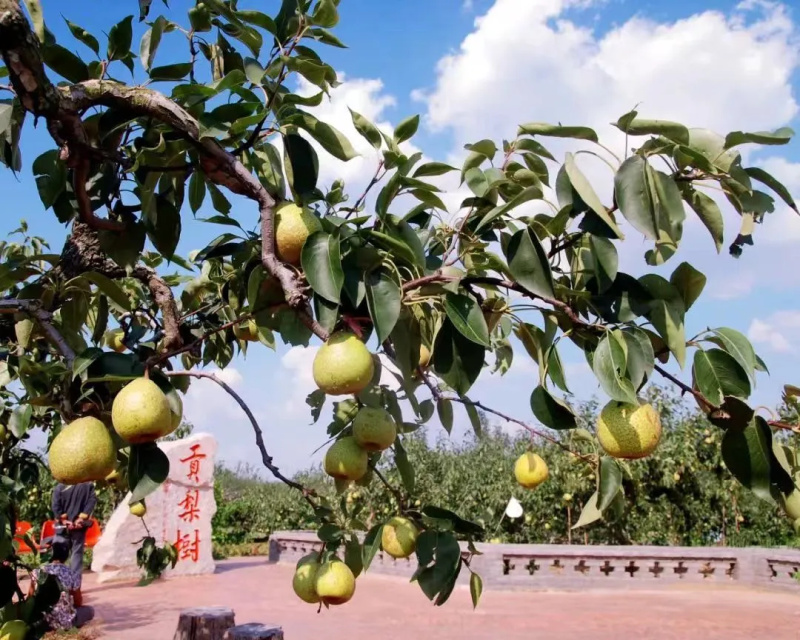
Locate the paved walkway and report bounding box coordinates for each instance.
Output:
[82,558,800,639]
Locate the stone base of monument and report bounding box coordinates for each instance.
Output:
[91,433,218,584]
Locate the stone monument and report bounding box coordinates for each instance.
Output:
[91,432,218,583]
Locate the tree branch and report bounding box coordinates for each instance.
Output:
[0,4,325,341]
[446,395,596,465]
[164,370,317,507]
[0,299,76,366]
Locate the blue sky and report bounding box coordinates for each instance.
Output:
[3,0,800,474]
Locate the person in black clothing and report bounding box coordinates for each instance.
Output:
[51,482,97,586]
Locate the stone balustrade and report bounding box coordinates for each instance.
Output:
[268,530,800,592]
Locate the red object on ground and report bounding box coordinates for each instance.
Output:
[40,519,56,545]
[84,518,102,548]
[14,521,34,553]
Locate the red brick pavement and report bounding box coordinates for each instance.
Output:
[81,558,800,639]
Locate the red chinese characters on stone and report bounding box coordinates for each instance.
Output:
[180,444,207,484]
[178,489,201,523]
[175,528,201,563]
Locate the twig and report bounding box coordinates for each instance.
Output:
[369,462,406,511]
[164,370,317,507]
[446,395,596,465]
[341,160,386,218]
[0,299,76,366]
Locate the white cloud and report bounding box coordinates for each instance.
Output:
[421,0,798,143]
[183,366,246,426]
[748,311,800,353]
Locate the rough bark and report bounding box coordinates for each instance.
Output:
[173,607,235,640]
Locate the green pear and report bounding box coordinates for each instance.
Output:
[324,437,368,481]
[381,516,420,559]
[314,560,355,605]
[111,377,173,443]
[352,407,397,452]
[49,417,117,484]
[292,553,321,604]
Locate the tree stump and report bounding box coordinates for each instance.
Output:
[173,607,236,640]
[223,623,284,639]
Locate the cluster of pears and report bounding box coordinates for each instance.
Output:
[513,399,663,491]
[292,516,422,606]
[48,376,182,486]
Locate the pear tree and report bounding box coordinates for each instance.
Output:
[0,0,798,632]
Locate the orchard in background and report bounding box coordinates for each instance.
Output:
[0,0,798,634]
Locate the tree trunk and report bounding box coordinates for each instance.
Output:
[173,607,236,640]
[223,623,284,639]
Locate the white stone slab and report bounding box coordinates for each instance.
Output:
[91,432,218,583]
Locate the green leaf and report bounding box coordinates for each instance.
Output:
[99,221,146,270]
[437,398,454,434]
[433,319,485,396]
[8,404,32,438]
[139,15,166,71]
[128,443,170,503]
[344,535,363,579]
[41,43,90,83]
[32,149,66,209]
[693,348,751,406]
[588,236,618,293]
[283,132,319,197]
[206,181,231,215]
[394,439,415,493]
[444,293,490,347]
[518,122,598,142]
[709,327,757,383]
[292,112,358,162]
[394,115,420,143]
[614,116,689,144]
[681,186,724,253]
[464,401,482,437]
[565,153,624,239]
[592,330,638,404]
[597,457,623,511]
[73,347,103,380]
[721,416,775,503]
[530,385,577,430]
[724,127,794,149]
[669,262,706,312]
[470,572,483,610]
[188,172,206,213]
[746,167,797,213]
[144,196,181,258]
[464,167,489,198]
[311,0,339,28]
[301,231,344,304]
[475,185,543,232]
[108,15,134,61]
[571,491,602,529]
[615,155,657,240]
[413,162,457,178]
[638,274,686,368]
[504,227,555,299]
[365,269,401,343]
[243,56,264,84]
[362,524,384,572]
[66,19,100,55]
[149,63,192,81]
[348,108,381,149]
[76,272,132,312]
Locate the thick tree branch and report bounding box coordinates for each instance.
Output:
[56,222,182,351]
[0,3,325,341]
[0,299,76,366]
[164,370,317,507]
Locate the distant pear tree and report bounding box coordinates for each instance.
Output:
[0,0,798,633]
